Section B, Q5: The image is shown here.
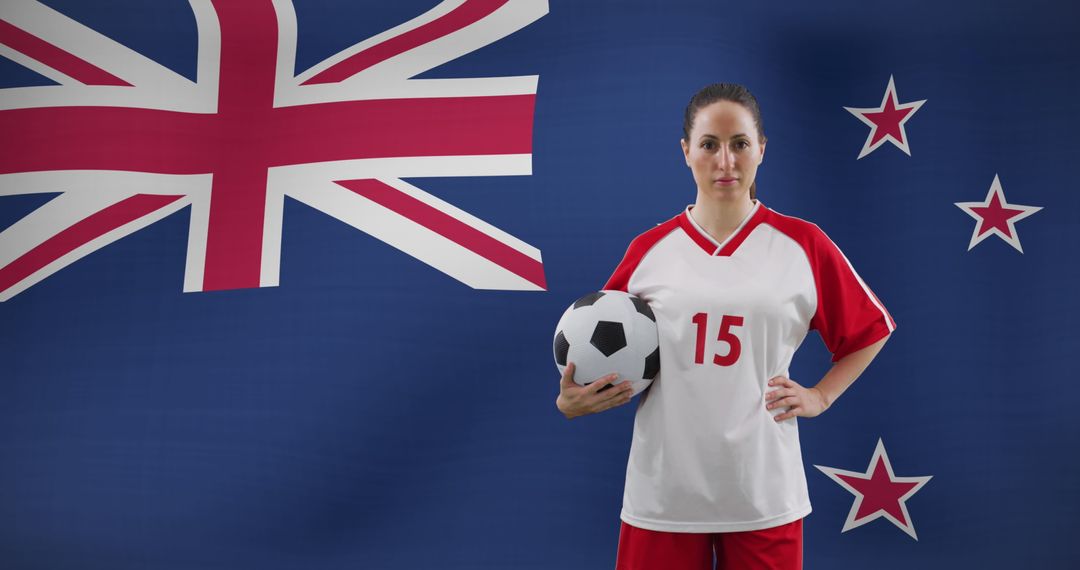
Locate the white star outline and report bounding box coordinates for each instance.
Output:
[844,75,926,159]
[814,438,933,540]
[954,174,1042,253]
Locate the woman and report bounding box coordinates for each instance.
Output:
[556,83,895,570]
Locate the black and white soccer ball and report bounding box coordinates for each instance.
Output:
[553,290,660,397]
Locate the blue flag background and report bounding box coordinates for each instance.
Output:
[2,1,1079,568]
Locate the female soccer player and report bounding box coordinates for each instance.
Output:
[556,83,895,570]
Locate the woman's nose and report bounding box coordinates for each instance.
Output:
[716,147,734,169]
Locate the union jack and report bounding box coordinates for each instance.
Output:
[0,0,549,301]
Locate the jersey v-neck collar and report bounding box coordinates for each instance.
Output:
[679,200,767,257]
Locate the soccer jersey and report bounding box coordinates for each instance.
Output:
[604,200,895,533]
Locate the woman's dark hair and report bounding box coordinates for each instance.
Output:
[682,83,766,200]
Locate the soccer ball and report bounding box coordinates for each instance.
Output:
[553,290,660,397]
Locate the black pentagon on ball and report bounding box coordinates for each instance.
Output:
[590,320,626,357]
[573,291,605,309]
[553,331,570,366]
[630,296,656,322]
[643,346,660,380]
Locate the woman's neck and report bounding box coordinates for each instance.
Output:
[690,194,756,243]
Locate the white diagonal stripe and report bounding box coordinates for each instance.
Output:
[277,0,546,107]
[0,0,193,89]
[0,42,77,85]
[336,0,547,86]
[290,0,466,86]
[0,191,192,301]
[286,179,542,290]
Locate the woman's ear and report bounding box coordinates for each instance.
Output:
[680,138,690,166]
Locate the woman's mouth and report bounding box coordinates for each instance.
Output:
[715,178,738,185]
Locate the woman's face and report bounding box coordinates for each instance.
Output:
[680,100,765,200]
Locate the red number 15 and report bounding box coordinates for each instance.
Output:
[691,313,745,366]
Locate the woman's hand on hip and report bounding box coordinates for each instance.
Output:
[764,376,828,422]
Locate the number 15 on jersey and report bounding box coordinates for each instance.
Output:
[691,313,745,366]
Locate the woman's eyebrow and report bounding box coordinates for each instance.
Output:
[699,133,749,140]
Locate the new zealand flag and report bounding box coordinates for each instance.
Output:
[1,1,1077,568]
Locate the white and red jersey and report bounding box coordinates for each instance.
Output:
[604,201,895,533]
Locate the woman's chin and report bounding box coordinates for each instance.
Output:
[699,185,748,199]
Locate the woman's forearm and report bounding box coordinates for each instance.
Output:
[813,334,891,409]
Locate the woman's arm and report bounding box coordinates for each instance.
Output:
[765,334,891,422]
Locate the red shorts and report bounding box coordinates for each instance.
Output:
[615,518,803,570]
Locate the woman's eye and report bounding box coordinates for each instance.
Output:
[735,141,749,150]
[701,141,715,150]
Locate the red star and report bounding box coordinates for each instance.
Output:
[836,455,920,525]
[815,439,932,540]
[970,193,1027,237]
[845,75,926,159]
[955,175,1042,253]
[862,96,915,147]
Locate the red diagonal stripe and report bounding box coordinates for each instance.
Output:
[0,18,131,86]
[302,0,510,85]
[339,179,546,289]
[0,194,183,294]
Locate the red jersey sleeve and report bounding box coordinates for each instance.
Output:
[603,217,681,292]
[807,227,896,362]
